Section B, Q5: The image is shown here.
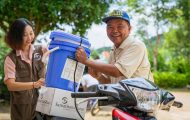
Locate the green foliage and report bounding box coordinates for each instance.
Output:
[186,73,190,85]
[164,27,190,74]
[0,37,11,100]
[164,27,190,64]
[90,49,99,59]
[119,0,176,71]
[120,0,173,35]
[154,72,188,88]
[145,35,169,71]
[163,0,190,65]
[0,0,114,36]
[96,46,111,53]
[169,56,190,73]
[90,47,112,59]
[156,49,170,72]
[119,0,189,74]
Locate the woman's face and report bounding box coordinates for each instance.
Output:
[22,25,35,49]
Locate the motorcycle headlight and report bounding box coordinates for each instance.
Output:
[128,86,161,113]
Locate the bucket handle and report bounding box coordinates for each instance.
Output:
[42,46,59,63]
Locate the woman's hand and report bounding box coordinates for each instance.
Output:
[42,46,59,64]
[34,78,45,88]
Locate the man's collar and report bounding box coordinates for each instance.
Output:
[112,35,133,50]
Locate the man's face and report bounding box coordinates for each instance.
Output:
[106,19,131,48]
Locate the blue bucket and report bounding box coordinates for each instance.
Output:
[45,31,91,92]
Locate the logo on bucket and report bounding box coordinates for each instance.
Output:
[62,97,68,104]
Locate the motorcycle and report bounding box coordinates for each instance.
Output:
[71,77,183,120]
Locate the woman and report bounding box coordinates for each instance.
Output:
[4,18,45,120]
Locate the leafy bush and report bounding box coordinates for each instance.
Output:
[0,37,11,100]
[168,56,190,73]
[154,72,188,88]
[186,73,190,85]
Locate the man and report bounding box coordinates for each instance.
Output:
[76,9,154,84]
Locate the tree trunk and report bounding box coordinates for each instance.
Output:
[153,34,160,71]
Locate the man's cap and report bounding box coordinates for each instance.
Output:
[102,10,130,24]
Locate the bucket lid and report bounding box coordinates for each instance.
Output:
[50,30,91,48]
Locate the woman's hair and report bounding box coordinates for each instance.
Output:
[5,18,35,50]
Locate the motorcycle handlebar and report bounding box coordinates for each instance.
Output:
[71,92,102,98]
[172,101,183,108]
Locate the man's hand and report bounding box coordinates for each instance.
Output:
[75,46,88,64]
[88,67,100,79]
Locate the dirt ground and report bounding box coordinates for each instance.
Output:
[0,91,190,120]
